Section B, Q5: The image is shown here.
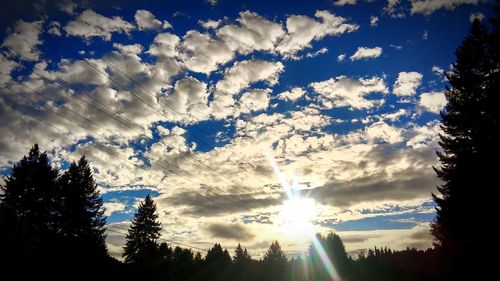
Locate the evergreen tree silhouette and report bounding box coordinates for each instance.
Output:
[0,144,60,274]
[261,241,287,281]
[123,194,162,264]
[431,17,499,278]
[311,232,351,278]
[58,157,108,263]
[203,243,232,281]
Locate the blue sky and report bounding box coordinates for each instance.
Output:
[0,0,494,258]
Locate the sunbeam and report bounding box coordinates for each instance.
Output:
[266,150,342,280]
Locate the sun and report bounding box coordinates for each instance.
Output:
[277,197,317,240]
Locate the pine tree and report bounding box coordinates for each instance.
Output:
[123,194,162,264]
[262,241,287,281]
[431,17,499,275]
[58,157,108,261]
[0,144,60,269]
[234,243,251,264]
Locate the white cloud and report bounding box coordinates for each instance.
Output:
[64,9,135,41]
[147,32,181,58]
[162,77,211,122]
[239,89,272,113]
[48,21,62,36]
[310,75,388,109]
[180,30,234,74]
[0,53,19,85]
[393,71,423,96]
[419,91,447,113]
[385,0,406,18]
[1,20,43,61]
[350,47,383,61]
[277,87,306,102]
[333,0,357,6]
[215,59,284,95]
[58,0,78,15]
[135,9,171,31]
[277,10,359,58]
[306,47,328,58]
[422,30,428,40]
[411,0,479,15]
[469,12,485,22]
[370,16,379,26]
[432,65,444,76]
[199,19,221,29]
[216,11,285,55]
[103,201,127,216]
[337,53,346,62]
[365,122,404,144]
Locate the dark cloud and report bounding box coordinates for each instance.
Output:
[309,167,438,207]
[306,144,441,207]
[205,222,255,240]
[160,190,282,216]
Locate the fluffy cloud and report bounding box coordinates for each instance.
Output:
[350,47,382,61]
[1,20,43,61]
[419,91,447,113]
[103,201,127,216]
[217,11,285,55]
[310,75,388,109]
[370,16,379,26]
[277,10,359,58]
[393,71,423,96]
[239,89,272,113]
[135,9,171,30]
[180,30,234,74]
[199,19,221,29]
[337,53,346,62]
[215,59,284,95]
[411,0,479,15]
[64,9,134,41]
[277,87,306,102]
[162,77,211,122]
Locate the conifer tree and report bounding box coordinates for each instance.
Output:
[0,144,60,268]
[262,241,287,281]
[58,157,108,260]
[431,17,499,275]
[123,194,162,264]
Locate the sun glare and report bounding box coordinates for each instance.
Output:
[278,197,317,239]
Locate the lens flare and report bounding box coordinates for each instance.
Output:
[265,150,343,280]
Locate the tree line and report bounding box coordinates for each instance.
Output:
[1,4,499,281]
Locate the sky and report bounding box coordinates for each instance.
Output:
[0,0,494,259]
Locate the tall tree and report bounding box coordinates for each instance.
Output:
[262,241,288,281]
[123,194,162,264]
[0,144,60,270]
[58,157,108,261]
[431,17,498,275]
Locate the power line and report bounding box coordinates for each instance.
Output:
[1,45,268,211]
[1,98,241,214]
[0,1,269,187]
[0,71,259,213]
[106,226,209,253]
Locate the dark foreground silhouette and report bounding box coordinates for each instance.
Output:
[1,4,499,281]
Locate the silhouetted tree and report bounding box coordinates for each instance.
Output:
[58,157,108,262]
[431,16,498,278]
[262,241,287,281]
[202,243,232,281]
[0,144,60,274]
[310,232,351,279]
[231,243,253,281]
[123,194,162,264]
